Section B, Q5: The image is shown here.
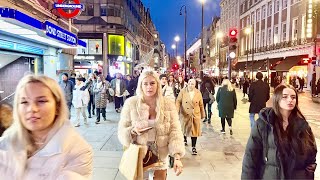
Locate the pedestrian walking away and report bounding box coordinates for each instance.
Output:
[242,84,317,179]
[176,78,205,155]
[118,68,185,179]
[0,75,93,179]
[73,78,90,127]
[59,73,74,117]
[248,72,270,128]
[200,76,215,124]
[216,79,237,135]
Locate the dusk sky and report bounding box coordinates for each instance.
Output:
[141,0,221,55]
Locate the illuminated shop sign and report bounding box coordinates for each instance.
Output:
[54,0,84,19]
[0,39,44,55]
[44,21,77,46]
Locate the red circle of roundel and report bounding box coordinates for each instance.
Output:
[57,0,81,19]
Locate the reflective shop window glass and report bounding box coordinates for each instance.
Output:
[107,6,121,17]
[77,39,89,54]
[88,39,103,54]
[87,4,94,16]
[126,41,133,59]
[101,4,107,16]
[108,35,125,55]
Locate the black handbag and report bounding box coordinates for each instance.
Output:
[168,155,174,168]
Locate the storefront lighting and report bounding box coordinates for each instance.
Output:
[117,56,124,61]
[307,33,312,38]
[74,56,95,60]
[307,19,313,23]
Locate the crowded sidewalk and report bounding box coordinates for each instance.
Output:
[70,88,320,180]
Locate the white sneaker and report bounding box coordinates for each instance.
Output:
[75,123,80,127]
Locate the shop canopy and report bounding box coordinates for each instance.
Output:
[275,55,308,71]
[234,61,247,71]
[251,60,265,71]
[259,58,282,71]
[0,7,86,51]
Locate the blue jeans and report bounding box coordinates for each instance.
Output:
[249,113,256,128]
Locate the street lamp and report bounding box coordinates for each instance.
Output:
[174,35,180,57]
[199,0,206,80]
[171,44,176,58]
[180,5,187,80]
[245,27,251,78]
[216,31,223,82]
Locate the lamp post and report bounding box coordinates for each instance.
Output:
[200,0,206,80]
[245,27,251,78]
[180,5,187,79]
[174,35,180,57]
[171,44,176,59]
[251,25,255,81]
[216,31,223,84]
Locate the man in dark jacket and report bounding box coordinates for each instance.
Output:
[248,72,270,128]
[59,73,74,118]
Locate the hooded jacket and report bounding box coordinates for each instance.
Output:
[241,108,317,179]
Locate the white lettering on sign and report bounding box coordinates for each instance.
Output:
[46,25,57,36]
[67,34,76,44]
[57,30,66,40]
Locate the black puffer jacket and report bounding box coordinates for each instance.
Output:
[241,108,317,179]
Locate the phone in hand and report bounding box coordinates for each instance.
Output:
[139,127,153,133]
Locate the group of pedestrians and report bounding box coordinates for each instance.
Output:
[0,68,317,179]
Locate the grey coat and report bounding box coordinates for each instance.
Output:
[242,108,317,179]
[93,82,108,108]
[110,79,126,97]
[59,80,74,103]
[216,86,237,118]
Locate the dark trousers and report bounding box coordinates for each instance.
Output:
[67,102,72,119]
[96,108,106,121]
[114,96,124,109]
[184,136,198,147]
[299,84,304,91]
[87,94,95,115]
[221,118,232,131]
[203,99,212,122]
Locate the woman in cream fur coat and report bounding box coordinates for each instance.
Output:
[118,68,185,179]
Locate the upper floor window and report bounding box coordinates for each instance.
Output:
[257,9,261,22]
[101,4,107,16]
[262,5,267,19]
[268,2,273,16]
[283,0,288,9]
[275,0,280,13]
[282,23,287,41]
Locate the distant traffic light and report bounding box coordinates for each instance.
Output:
[228,28,238,58]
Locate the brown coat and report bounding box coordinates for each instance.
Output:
[176,88,205,137]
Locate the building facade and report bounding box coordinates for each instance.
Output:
[220,0,241,76]
[0,0,85,101]
[237,0,320,88]
[74,0,162,77]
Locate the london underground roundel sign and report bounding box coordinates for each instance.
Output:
[54,0,84,19]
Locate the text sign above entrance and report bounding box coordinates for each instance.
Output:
[44,21,77,46]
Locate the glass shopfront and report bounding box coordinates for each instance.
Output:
[108,35,125,56]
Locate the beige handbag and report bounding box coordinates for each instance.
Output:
[119,143,143,180]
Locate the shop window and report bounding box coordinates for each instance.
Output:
[101,4,107,16]
[88,39,103,55]
[87,4,94,16]
[108,35,125,55]
[126,41,133,59]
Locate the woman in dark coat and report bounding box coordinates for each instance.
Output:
[216,79,237,135]
[200,77,215,124]
[242,84,317,179]
[243,78,250,98]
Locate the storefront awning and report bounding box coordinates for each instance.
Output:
[275,55,308,71]
[259,58,282,71]
[0,7,86,49]
[234,62,247,71]
[252,60,265,71]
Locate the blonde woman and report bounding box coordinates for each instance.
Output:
[118,68,185,179]
[0,75,93,179]
[176,79,205,155]
[216,79,237,135]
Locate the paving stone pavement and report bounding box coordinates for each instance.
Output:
[70,88,320,180]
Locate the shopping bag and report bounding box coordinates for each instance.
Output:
[119,143,142,180]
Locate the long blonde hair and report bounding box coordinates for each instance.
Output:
[135,67,164,120]
[222,79,234,91]
[3,75,69,153]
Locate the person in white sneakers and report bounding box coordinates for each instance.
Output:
[73,78,90,127]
